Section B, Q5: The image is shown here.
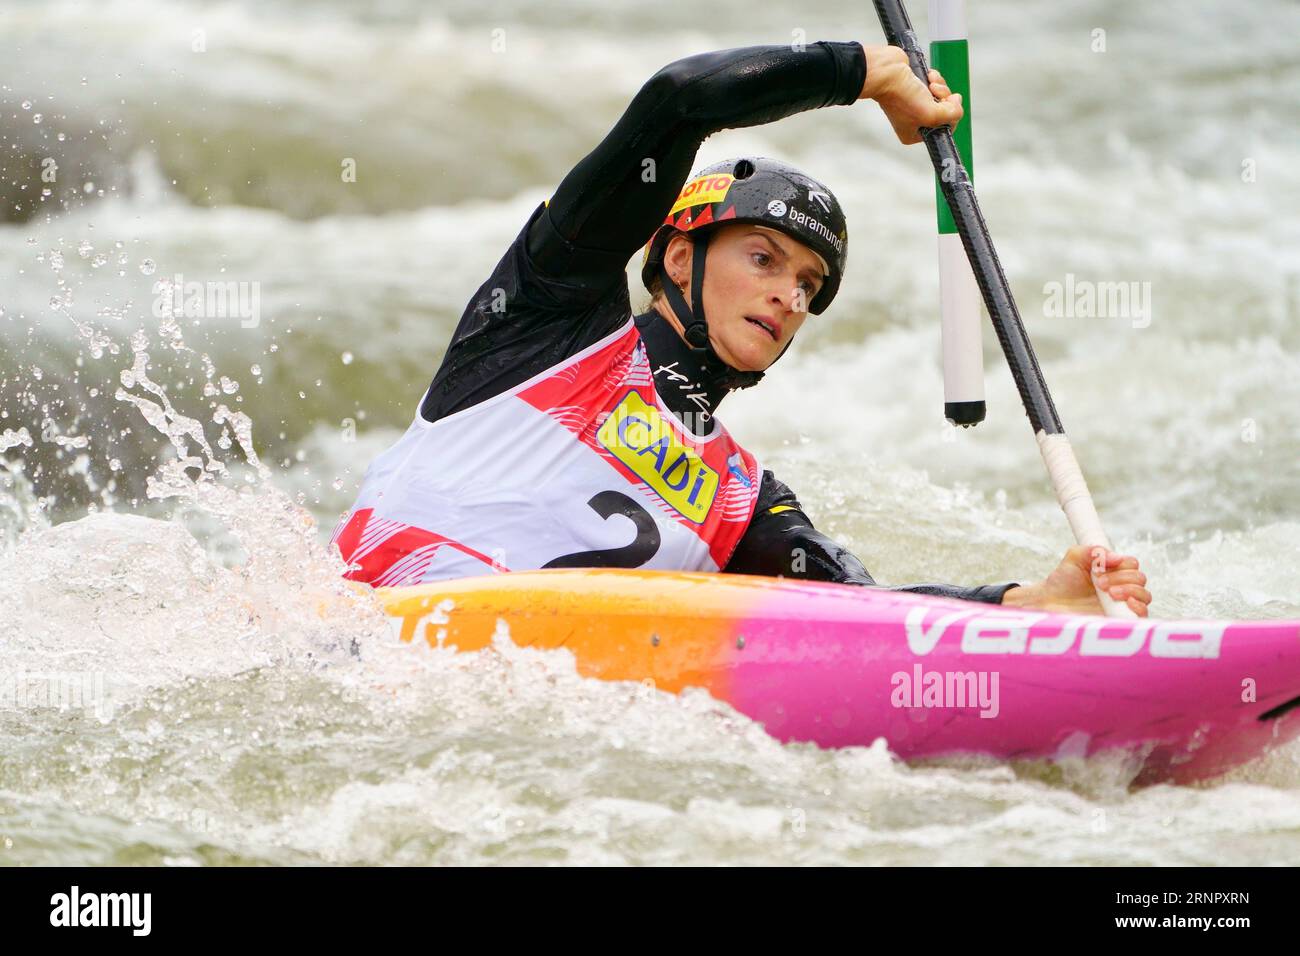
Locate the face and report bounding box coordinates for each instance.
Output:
[656,223,826,372]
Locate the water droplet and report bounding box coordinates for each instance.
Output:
[109,458,121,472]
[120,370,135,388]
[331,478,344,491]
[32,113,42,124]
[341,351,353,365]
[250,364,261,376]
[20,100,31,110]
[82,181,95,194]
[139,258,156,276]
[57,132,66,142]
[77,240,93,258]
[219,376,238,394]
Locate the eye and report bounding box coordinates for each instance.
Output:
[751,251,772,267]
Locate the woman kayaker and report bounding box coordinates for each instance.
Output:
[332,40,1151,617]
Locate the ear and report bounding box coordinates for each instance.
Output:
[662,232,693,285]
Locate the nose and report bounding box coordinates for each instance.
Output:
[768,274,805,315]
[767,275,795,313]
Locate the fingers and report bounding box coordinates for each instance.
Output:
[911,92,962,132]
[1071,544,1105,569]
[1096,568,1147,590]
[1106,583,1152,605]
[1098,563,1151,615]
[1074,548,1152,615]
[1096,547,1123,569]
[1087,547,1142,571]
[880,62,962,142]
[939,92,963,126]
[893,119,923,145]
[926,68,959,126]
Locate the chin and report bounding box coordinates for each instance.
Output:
[719,334,780,372]
[721,347,768,373]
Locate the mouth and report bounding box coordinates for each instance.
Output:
[744,315,780,341]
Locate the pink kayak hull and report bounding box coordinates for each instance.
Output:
[376,569,1300,785]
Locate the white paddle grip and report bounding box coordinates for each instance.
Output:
[1036,431,1136,619]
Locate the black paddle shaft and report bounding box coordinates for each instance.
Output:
[872,0,1064,436]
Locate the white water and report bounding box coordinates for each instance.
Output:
[1,0,1299,864]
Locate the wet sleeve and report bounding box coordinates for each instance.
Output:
[424,41,866,423]
[723,471,1019,605]
[526,41,868,300]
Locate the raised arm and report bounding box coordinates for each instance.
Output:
[425,41,962,423]
[526,41,868,294]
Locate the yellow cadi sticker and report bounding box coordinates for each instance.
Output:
[669,173,735,217]
[597,391,719,524]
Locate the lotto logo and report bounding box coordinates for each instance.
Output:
[669,174,735,216]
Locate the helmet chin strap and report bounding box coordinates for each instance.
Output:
[656,233,770,392]
[661,232,712,351]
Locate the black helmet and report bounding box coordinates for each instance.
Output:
[639,157,848,384]
[641,157,848,315]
